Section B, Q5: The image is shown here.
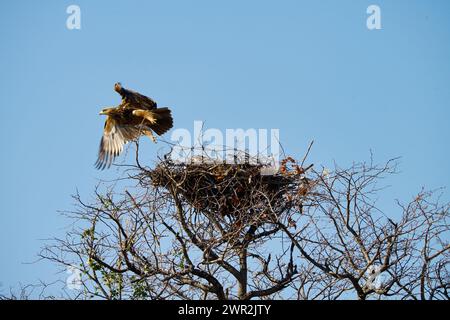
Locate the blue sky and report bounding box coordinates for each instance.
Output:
[0,0,449,294]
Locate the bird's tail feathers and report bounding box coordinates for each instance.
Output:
[151,107,173,136]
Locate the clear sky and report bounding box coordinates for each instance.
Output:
[1,0,449,294]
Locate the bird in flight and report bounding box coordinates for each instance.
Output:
[95,83,173,170]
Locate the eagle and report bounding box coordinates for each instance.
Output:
[95,83,173,170]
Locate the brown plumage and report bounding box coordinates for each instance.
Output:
[95,83,173,170]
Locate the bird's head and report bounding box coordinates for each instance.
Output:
[114,82,123,93]
[99,107,114,115]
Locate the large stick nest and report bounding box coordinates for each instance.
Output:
[148,156,314,224]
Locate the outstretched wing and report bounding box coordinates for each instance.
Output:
[114,82,157,110]
[95,117,142,170]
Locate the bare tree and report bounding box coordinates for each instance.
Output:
[284,158,449,300]
[40,145,449,300]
